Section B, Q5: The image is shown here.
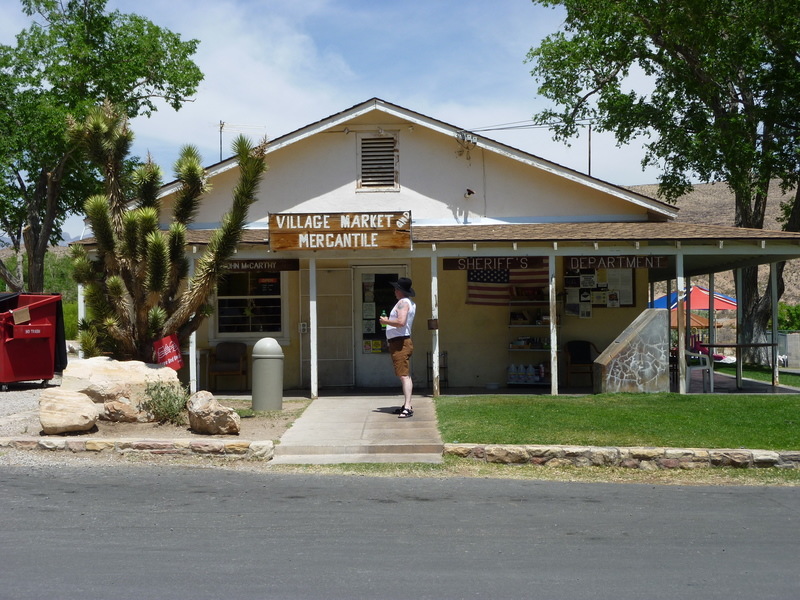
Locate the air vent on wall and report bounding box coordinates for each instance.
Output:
[359,136,397,188]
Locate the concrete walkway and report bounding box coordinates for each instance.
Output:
[272,394,444,464]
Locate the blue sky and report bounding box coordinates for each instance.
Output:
[2,0,661,235]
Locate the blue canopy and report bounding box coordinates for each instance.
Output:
[649,285,737,310]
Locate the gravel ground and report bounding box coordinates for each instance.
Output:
[0,374,303,470]
[0,379,50,434]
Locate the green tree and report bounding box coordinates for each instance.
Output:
[0,0,202,293]
[778,303,800,331]
[527,0,800,360]
[70,103,267,362]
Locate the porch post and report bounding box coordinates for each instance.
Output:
[309,257,319,399]
[548,253,559,395]
[736,268,743,386]
[771,263,779,386]
[676,253,687,394]
[708,273,716,393]
[685,276,692,347]
[430,255,441,397]
[77,284,85,359]
[187,256,198,394]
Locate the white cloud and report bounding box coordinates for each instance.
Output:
[4,0,664,236]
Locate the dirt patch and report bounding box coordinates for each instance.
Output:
[42,398,311,442]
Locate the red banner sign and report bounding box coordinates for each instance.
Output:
[153,334,183,370]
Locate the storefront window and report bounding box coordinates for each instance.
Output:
[217,271,282,334]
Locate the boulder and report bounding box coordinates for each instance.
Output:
[39,389,99,435]
[187,391,241,435]
[103,399,150,423]
[60,357,181,409]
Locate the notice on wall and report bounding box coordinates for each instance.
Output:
[564,265,635,309]
[603,269,633,305]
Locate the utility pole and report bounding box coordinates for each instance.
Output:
[219,120,224,162]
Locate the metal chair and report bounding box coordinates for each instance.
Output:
[564,340,600,388]
[208,342,248,391]
[685,350,710,392]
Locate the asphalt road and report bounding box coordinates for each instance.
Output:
[0,465,797,600]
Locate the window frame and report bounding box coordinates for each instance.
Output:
[213,269,288,342]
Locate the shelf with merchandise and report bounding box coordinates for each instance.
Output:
[508,335,552,351]
[508,304,558,328]
[506,362,550,386]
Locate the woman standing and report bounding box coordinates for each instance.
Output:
[379,277,416,418]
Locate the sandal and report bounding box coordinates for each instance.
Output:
[398,407,413,418]
[393,406,412,414]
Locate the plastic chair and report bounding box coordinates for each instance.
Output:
[565,340,600,387]
[209,342,248,391]
[685,350,710,392]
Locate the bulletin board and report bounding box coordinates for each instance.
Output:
[563,268,634,318]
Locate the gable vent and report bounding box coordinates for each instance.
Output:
[359,135,397,189]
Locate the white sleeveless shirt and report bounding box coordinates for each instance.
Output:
[386,297,415,339]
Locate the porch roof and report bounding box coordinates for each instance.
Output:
[80,220,800,282]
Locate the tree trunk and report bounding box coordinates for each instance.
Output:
[733,179,773,364]
[0,258,23,292]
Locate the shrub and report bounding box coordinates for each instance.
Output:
[142,380,189,426]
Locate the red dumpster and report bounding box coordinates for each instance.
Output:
[0,293,68,387]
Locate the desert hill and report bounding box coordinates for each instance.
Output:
[629,181,800,305]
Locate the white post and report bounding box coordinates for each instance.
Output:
[685,276,692,345]
[676,254,686,394]
[77,283,85,359]
[309,257,318,399]
[736,268,743,387]
[548,254,559,395]
[771,263,779,386]
[708,273,716,393]
[188,257,198,393]
[430,255,440,397]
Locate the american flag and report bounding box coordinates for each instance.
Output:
[467,269,510,305]
[510,263,549,288]
[467,262,550,305]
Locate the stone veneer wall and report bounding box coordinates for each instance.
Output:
[444,444,800,470]
[594,308,669,393]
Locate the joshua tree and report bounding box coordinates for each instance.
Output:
[70,102,267,361]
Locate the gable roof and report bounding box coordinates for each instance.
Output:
[160,98,677,222]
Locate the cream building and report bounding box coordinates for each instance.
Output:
[150,98,800,396]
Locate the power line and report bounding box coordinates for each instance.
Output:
[467,118,596,133]
[217,121,268,160]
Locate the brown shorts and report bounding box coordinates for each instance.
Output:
[387,336,413,377]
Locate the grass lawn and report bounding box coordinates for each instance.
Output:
[715,363,800,388]
[435,392,800,450]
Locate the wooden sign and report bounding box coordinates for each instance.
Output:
[443,257,544,270]
[225,259,299,272]
[269,212,411,252]
[566,255,668,270]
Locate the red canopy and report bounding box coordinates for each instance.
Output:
[654,285,737,311]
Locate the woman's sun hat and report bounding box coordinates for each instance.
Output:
[390,277,416,297]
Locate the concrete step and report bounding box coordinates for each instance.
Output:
[274,442,444,456]
[271,395,444,464]
[270,452,443,465]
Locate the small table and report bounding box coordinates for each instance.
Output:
[700,343,777,390]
